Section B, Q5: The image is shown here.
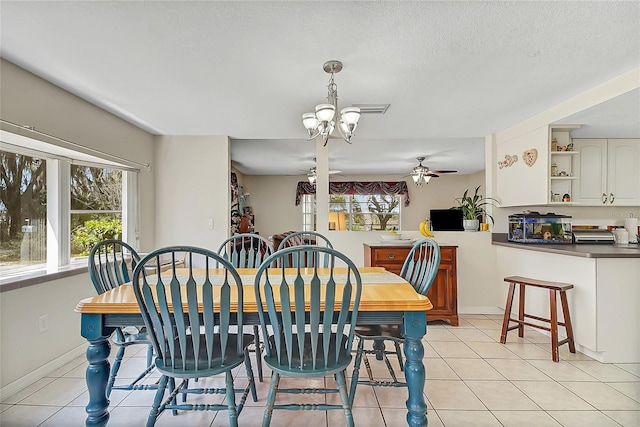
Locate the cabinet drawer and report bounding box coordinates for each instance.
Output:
[372,248,410,263]
[440,247,454,262]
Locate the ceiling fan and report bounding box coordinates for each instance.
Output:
[409,156,457,186]
[303,166,343,184]
[301,157,343,184]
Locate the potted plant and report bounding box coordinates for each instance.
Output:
[453,185,499,231]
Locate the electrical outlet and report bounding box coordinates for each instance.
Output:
[39,315,48,333]
[207,219,214,229]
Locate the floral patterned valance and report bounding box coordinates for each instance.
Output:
[295,181,410,207]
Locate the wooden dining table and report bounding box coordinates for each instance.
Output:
[76,266,433,426]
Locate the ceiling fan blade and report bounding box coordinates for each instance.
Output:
[432,170,457,174]
[427,172,440,178]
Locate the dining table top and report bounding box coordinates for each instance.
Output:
[75,266,432,315]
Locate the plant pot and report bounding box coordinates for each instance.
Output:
[463,219,479,232]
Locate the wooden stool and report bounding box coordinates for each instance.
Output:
[500,276,576,362]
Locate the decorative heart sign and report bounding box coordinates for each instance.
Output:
[523,149,538,167]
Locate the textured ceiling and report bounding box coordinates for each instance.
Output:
[1,1,639,176]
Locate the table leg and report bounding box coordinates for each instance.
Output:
[81,313,112,427]
[403,311,427,427]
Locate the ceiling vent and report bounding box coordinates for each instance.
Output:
[352,104,390,114]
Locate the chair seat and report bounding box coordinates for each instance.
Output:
[156,333,255,378]
[354,324,403,341]
[264,333,351,376]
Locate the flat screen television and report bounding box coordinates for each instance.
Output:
[430,209,464,231]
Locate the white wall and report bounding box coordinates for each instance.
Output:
[0,59,156,393]
[0,275,89,395]
[153,135,230,250]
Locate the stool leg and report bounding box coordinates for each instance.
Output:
[550,290,559,362]
[500,283,516,344]
[560,290,576,353]
[518,284,525,338]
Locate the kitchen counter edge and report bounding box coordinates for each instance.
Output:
[491,234,640,258]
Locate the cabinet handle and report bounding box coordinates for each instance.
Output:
[602,193,608,204]
[387,254,396,259]
[609,193,615,204]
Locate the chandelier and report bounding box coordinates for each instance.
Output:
[302,60,361,146]
[410,157,438,186]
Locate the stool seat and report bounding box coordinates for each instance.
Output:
[500,276,576,362]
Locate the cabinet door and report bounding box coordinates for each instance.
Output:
[607,139,640,205]
[427,264,454,312]
[572,139,607,205]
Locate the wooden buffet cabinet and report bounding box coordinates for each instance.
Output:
[363,244,459,326]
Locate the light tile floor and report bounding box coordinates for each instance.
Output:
[1,314,639,426]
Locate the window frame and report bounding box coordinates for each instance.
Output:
[0,132,139,285]
[302,193,402,232]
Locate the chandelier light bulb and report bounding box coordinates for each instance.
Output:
[302,113,319,131]
[315,104,336,122]
[340,107,361,125]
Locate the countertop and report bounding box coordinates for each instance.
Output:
[492,234,640,258]
[364,242,458,248]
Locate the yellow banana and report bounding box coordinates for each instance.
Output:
[419,221,434,237]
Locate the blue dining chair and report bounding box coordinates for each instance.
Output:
[218,233,274,382]
[254,246,362,427]
[132,246,257,427]
[276,231,333,267]
[349,238,440,403]
[88,239,155,397]
[218,233,273,268]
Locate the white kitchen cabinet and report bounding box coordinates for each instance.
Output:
[572,139,640,205]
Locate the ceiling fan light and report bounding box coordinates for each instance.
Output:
[315,104,335,122]
[302,113,319,130]
[307,172,317,184]
[340,106,361,125]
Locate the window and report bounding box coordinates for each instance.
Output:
[0,130,138,281]
[301,194,315,231]
[0,151,47,276]
[303,193,402,231]
[330,194,400,231]
[70,165,123,259]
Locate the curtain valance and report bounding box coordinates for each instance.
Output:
[295,181,410,207]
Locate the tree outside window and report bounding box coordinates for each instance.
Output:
[0,150,47,268]
[70,165,122,257]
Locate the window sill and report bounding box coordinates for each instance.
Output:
[0,264,89,293]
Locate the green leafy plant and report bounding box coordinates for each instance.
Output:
[72,217,122,256]
[453,185,499,224]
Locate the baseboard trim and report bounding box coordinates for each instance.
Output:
[459,306,504,315]
[0,343,87,401]
[458,307,504,315]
